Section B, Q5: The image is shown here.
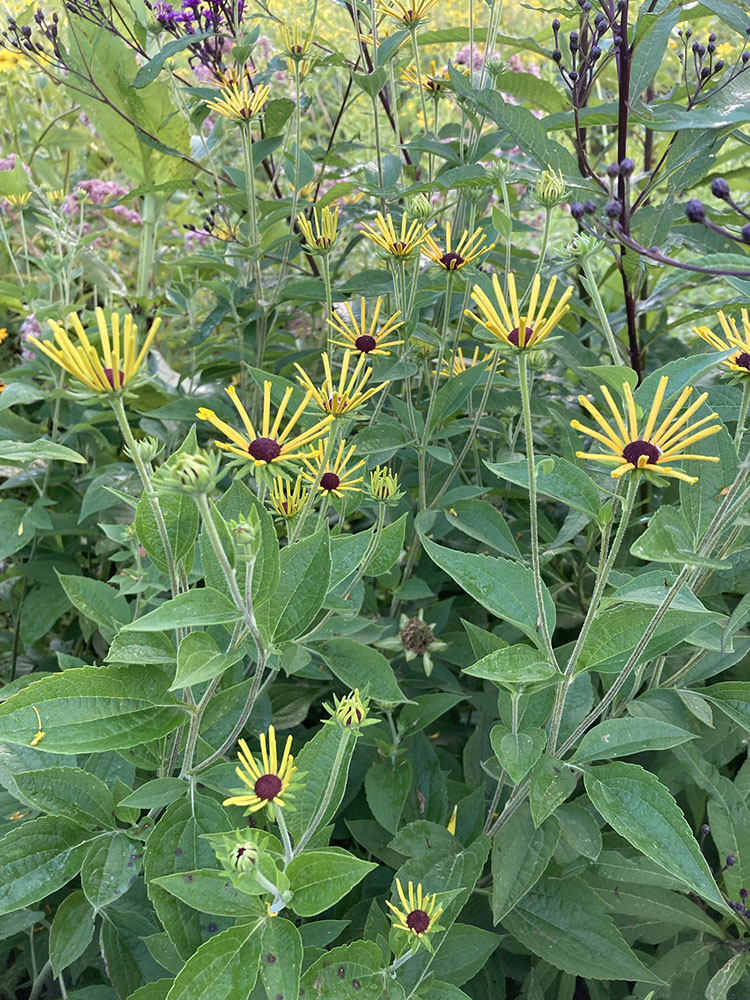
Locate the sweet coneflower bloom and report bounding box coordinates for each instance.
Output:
[423,222,494,271]
[376,0,439,26]
[401,60,448,93]
[269,474,309,518]
[572,375,722,484]
[360,211,433,259]
[294,351,387,415]
[279,21,314,59]
[297,204,339,253]
[467,273,573,349]
[206,79,270,121]
[222,727,296,815]
[328,297,404,357]
[439,346,496,377]
[386,880,443,938]
[28,308,161,393]
[197,381,333,466]
[693,309,750,375]
[5,192,31,206]
[301,439,365,497]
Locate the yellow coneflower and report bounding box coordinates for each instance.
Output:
[268,474,309,517]
[328,297,404,357]
[297,204,339,253]
[222,727,296,816]
[279,21,314,59]
[5,192,31,206]
[28,308,161,393]
[360,211,433,259]
[466,272,573,349]
[197,381,333,466]
[572,375,722,484]
[301,439,365,497]
[0,328,8,344]
[386,879,444,938]
[294,350,387,415]
[439,346,495,377]
[206,79,270,121]
[376,0,439,26]
[401,60,448,93]
[44,189,65,204]
[693,310,750,376]
[423,222,494,271]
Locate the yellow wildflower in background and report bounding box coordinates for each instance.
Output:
[5,192,31,206]
[572,375,721,484]
[467,273,573,349]
[222,727,296,815]
[297,204,339,253]
[279,21,314,59]
[401,60,448,93]
[197,381,332,465]
[269,474,309,517]
[360,211,433,258]
[294,350,387,415]
[28,308,161,393]
[328,297,404,356]
[439,346,495,377]
[423,222,494,271]
[206,79,270,121]
[376,0,439,27]
[693,310,750,375]
[301,439,365,496]
[386,879,444,937]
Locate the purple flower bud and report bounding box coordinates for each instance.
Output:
[569,70,579,82]
[570,201,585,219]
[685,198,706,222]
[743,51,750,63]
[701,824,711,836]
[605,199,622,218]
[742,223,750,244]
[606,162,619,178]
[727,854,737,867]
[552,48,562,63]
[741,888,748,900]
[590,45,601,60]
[584,199,597,214]
[711,177,730,199]
[619,157,635,177]
[709,32,716,42]
[685,28,692,38]
[701,66,711,79]
[552,17,560,30]
[714,59,724,72]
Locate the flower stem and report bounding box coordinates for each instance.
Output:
[735,379,750,453]
[419,271,454,508]
[582,256,623,365]
[410,28,432,181]
[290,426,338,542]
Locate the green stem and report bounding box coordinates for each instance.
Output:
[518,351,557,666]
[582,256,623,365]
[291,424,338,542]
[735,379,750,453]
[419,271,454,508]
[136,193,160,300]
[410,28,431,181]
[240,124,262,297]
[498,178,512,296]
[276,807,294,865]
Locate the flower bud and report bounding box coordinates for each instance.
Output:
[153,448,221,496]
[605,199,622,218]
[409,193,433,222]
[685,198,706,223]
[584,199,597,214]
[327,688,370,728]
[742,223,750,245]
[534,167,567,208]
[564,232,594,258]
[369,465,403,503]
[570,201,585,220]
[125,435,164,465]
[711,177,730,199]
[230,509,260,561]
[229,841,260,871]
[619,157,635,177]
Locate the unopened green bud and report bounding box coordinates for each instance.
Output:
[485,56,504,77]
[229,841,260,871]
[230,508,260,561]
[534,168,567,208]
[409,193,433,222]
[125,435,164,464]
[369,465,403,503]
[564,232,594,259]
[325,688,372,729]
[153,448,221,496]
[488,159,514,183]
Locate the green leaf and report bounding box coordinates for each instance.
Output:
[501,877,662,983]
[556,802,602,861]
[491,803,559,922]
[259,918,303,1000]
[286,726,355,841]
[388,820,459,857]
[0,664,187,752]
[0,440,86,465]
[629,8,681,98]
[705,953,748,1000]
[144,795,228,959]
[398,694,464,735]
[464,645,558,692]
[486,457,602,521]
[214,479,280,610]
[133,31,212,87]
[256,527,330,643]
[164,923,261,1000]
[353,66,388,99]
[571,718,697,763]
[300,941,389,1000]
[444,499,521,559]
[82,832,142,909]
[310,638,407,705]
[106,631,176,666]
[123,588,241,631]
[118,778,187,810]
[367,513,407,576]
[583,762,727,910]
[264,97,295,137]
[49,891,95,977]
[365,759,412,833]
[529,755,577,827]
[171,631,245,690]
[13,766,117,828]
[428,364,487,434]
[703,683,750,731]
[421,536,555,648]
[602,570,713,614]
[634,351,736,408]
[430,923,501,988]
[0,816,91,914]
[287,849,377,917]
[59,574,131,633]
[135,492,199,576]
[631,505,727,569]
[151,869,263,916]
[490,726,546,784]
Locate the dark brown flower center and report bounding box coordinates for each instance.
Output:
[392,240,408,253]
[507,327,532,347]
[401,616,434,654]
[291,44,304,53]
[248,436,282,462]
[254,773,283,801]
[104,367,125,388]
[316,236,333,247]
[440,251,465,270]
[622,439,661,466]
[734,352,750,370]
[320,471,341,492]
[406,909,430,933]
[355,334,377,353]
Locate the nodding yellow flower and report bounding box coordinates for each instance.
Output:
[28,308,161,393]
[297,204,339,253]
[360,211,434,259]
[30,706,45,747]
[376,0,439,26]
[328,297,404,357]
[301,439,365,497]
[269,474,309,517]
[197,381,332,466]
[386,879,444,938]
[439,346,496,377]
[5,192,31,206]
[401,60,448,93]
[206,79,270,121]
[572,375,722,484]
[279,21,314,59]
[222,726,296,815]
[294,350,387,415]
[423,222,494,271]
[466,272,573,349]
[693,310,750,376]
